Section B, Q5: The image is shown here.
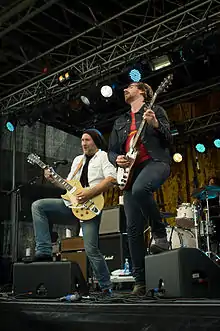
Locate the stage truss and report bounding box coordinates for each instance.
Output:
[0,0,220,115]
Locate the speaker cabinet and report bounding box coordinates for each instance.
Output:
[99,233,130,272]
[99,206,126,235]
[145,248,220,298]
[13,261,88,298]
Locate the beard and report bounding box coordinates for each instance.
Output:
[124,93,132,104]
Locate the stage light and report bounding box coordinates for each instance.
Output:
[171,128,179,136]
[58,72,70,84]
[173,153,182,163]
[129,69,141,82]
[100,85,113,98]
[58,75,65,83]
[42,67,48,73]
[6,116,17,132]
[195,143,206,153]
[150,55,171,71]
[214,139,220,148]
[65,72,70,80]
[80,95,90,106]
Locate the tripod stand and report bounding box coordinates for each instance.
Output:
[202,188,220,262]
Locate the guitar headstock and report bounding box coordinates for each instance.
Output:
[27,153,40,165]
[155,73,173,95]
[27,153,47,170]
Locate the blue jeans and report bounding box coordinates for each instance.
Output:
[124,160,170,284]
[31,198,111,290]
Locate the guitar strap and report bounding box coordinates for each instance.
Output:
[70,158,84,179]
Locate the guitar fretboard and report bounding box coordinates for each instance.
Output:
[131,92,157,149]
[35,159,74,192]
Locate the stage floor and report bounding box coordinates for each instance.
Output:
[1,294,220,331]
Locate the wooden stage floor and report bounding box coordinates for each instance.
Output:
[1,293,220,331]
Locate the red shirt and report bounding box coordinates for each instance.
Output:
[125,112,151,165]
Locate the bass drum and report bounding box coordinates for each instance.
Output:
[166,226,197,249]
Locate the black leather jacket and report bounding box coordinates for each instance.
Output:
[108,104,172,166]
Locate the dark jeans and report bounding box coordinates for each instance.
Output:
[123,159,170,284]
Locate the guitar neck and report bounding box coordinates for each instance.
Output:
[36,159,73,191]
[131,93,157,149]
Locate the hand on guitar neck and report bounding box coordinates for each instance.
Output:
[44,168,65,190]
[116,155,133,168]
[143,108,159,128]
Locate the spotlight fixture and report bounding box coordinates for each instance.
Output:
[100,85,113,98]
[80,95,90,106]
[150,55,171,71]
[173,153,183,163]
[5,115,17,132]
[58,71,70,84]
[214,139,220,148]
[129,69,141,82]
[195,143,206,153]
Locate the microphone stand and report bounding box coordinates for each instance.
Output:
[7,174,43,263]
[7,162,60,263]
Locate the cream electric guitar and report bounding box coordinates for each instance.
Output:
[117,74,173,190]
[27,153,104,221]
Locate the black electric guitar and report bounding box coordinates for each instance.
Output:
[117,74,173,190]
[27,153,104,221]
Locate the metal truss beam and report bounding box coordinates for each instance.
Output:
[0,0,219,114]
[0,0,149,81]
[0,0,61,39]
[183,110,220,134]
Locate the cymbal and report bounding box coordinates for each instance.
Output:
[191,185,220,200]
[160,211,176,218]
[204,185,220,192]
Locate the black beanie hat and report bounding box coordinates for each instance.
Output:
[83,129,107,151]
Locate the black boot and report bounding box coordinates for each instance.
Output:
[22,254,53,263]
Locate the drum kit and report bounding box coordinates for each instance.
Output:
[167,185,220,261]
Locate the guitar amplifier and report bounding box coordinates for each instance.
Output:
[99,233,130,272]
[99,206,126,235]
[61,251,87,281]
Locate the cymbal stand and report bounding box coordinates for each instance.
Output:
[192,202,199,249]
[203,190,220,262]
[204,189,211,257]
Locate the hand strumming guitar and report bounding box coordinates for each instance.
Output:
[76,189,93,204]
[116,155,133,168]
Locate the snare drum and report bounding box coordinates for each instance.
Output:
[176,203,194,229]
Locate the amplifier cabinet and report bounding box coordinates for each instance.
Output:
[61,251,87,280]
[99,206,126,235]
[99,233,130,272]
[61,237,84,251]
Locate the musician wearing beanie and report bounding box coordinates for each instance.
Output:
[25,129,116,294]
